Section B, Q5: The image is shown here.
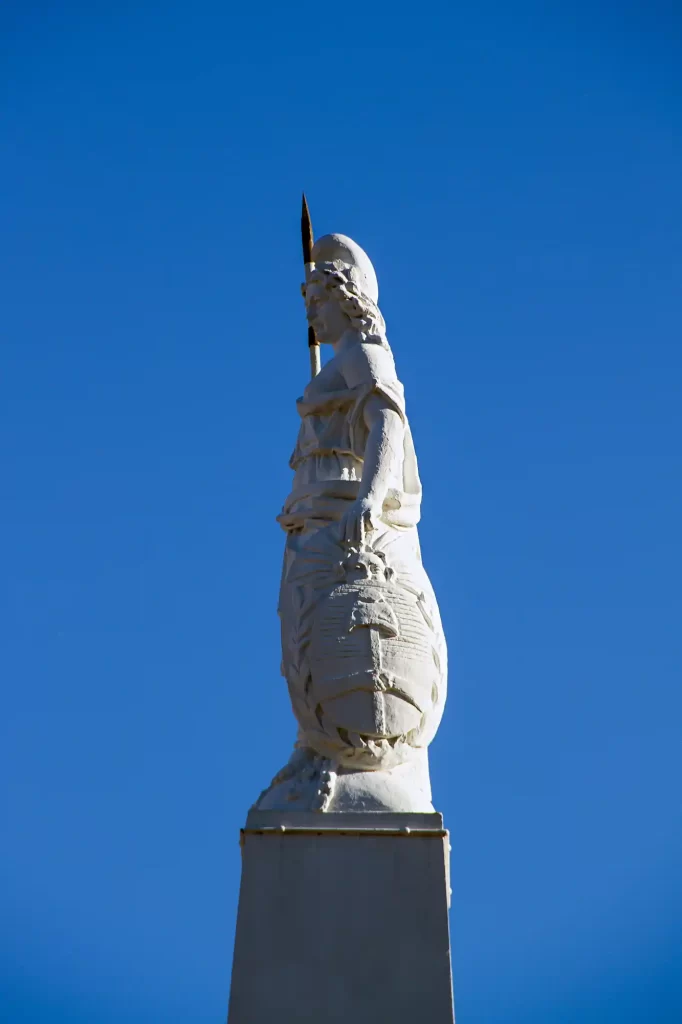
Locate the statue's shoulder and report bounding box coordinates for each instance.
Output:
[338,341,398,388]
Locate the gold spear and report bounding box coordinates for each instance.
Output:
[301,193,321,378]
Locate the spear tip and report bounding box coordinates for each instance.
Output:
[301,192,314,264]
[300,193,320,377]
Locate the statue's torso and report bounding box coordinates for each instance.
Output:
[278,344,420,534]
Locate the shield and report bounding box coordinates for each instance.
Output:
[308,576,440,766]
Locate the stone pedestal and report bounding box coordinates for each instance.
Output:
[227,811,455,1023]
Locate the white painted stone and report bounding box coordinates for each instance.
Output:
[227,812,455,1023]
[255,233,448,814]
[256,746,435,813]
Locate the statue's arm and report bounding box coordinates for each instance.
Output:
[338,344,405,545]
[356,395,404,509]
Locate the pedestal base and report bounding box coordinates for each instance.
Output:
[227,811,455,1023]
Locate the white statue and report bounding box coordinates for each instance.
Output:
[255,231,447,813]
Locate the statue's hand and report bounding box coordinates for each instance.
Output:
[339,496,381,549]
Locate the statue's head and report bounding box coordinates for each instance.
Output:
[302,233,387,347]
[311,234,379,302]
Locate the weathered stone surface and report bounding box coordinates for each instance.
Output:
[227,813,455,1023]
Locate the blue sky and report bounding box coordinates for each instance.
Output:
[2,2,682,1021]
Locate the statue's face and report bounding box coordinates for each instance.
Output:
[305,282,350,345]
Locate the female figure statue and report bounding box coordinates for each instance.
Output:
[256,234,447,813]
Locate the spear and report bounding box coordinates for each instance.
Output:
[301,193,321,378]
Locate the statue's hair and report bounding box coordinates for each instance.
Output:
[302,260,388,348]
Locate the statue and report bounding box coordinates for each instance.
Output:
[254,205,447,814]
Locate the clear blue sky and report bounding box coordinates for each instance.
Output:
[2,3,681,1021]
